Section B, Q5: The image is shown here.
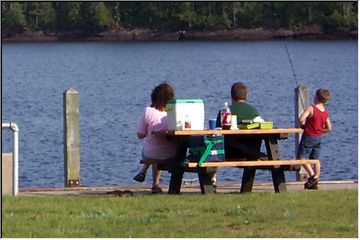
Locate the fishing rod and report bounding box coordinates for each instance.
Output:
[283,42,305,109]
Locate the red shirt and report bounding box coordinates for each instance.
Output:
[304,105,329,136]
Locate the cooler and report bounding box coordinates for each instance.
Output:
[166,99,204,130]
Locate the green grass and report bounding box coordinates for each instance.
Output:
[2,189,358,238]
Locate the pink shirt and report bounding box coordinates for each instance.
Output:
[137,106,176,159]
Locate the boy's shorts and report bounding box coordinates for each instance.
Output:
[298,135,322,159]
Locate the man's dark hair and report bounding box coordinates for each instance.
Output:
[231,82,248,101]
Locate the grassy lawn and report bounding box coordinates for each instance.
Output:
[2,189,357,238]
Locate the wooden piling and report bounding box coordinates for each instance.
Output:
[2,153,13,195]
[295,85,309,181]
[64,88,80,187]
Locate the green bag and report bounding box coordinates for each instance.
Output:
[187,135,225,167]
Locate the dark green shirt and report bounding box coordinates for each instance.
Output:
[230,102,260,123]
[216,102,260,127]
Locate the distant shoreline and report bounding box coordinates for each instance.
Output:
[2,26,357,42]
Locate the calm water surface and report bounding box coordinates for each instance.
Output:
[2,41,358,188]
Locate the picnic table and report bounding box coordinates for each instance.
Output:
[149,128,316,194]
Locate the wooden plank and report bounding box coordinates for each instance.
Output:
[186,159,319,168]
[140,159,172,165]
[152,128,303,136]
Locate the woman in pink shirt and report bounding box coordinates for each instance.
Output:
[133,82,176,193]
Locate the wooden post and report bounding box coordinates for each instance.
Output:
[64,88,80,187]
[295,85,309,181]
[2,153,13,195]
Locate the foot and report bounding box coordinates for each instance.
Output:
[212,179,217,193]
[133,172,146,182]
[307,182,319,190]
[151,185,163,194]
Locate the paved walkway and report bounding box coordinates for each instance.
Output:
[19,180,358,196]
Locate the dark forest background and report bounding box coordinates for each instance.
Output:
[2,2,358,38]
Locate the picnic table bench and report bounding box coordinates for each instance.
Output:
[140,128,319,194]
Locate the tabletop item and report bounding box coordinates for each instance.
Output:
[208,119,217,130]
[166,99,204,130]
[220,102,231,130]
[239,121,274,129]
[230,115,238,130]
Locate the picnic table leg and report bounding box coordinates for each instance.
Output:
[240,167,256,193]
[197,167,216,194]
[265,136,287,193]
[271,168,287,193]
[167,139,188,194]
[168,168,184,194]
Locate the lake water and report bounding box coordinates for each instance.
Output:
[2,40,358,188]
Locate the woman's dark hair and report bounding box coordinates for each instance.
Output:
[151,82,175,110]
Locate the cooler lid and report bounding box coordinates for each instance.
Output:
[168,99,203,104]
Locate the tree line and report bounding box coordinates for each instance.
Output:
[2,2,358,36]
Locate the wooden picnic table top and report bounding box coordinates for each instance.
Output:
[153,128,303,136]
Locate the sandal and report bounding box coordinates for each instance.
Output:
[151,186,163,194]
[133,172,146,182]
[304,175,319,189]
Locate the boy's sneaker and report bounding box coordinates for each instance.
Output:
[304,175,319,189]
[212,179,217,193]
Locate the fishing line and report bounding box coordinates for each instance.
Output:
[283,42,305,109]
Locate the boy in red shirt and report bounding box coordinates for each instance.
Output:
[298,88,332,189]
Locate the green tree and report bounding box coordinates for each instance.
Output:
[38,2,55,30]
[1,2,358,37]
[178,2,197,29]
[2,2,27,34]
[67,2,82,30]
[26,2,55,30]
[97,2,113,29]
[236,2,263,28]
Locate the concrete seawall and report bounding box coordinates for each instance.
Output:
[19,180,357,196]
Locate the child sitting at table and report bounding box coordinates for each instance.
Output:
[133,82,176,193]
[298,88,332,189]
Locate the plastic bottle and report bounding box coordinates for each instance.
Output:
[220,102,232,130]
[184,114,191,130]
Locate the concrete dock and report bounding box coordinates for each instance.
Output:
[18,180,357,196]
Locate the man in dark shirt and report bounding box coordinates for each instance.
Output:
[217,82,260,126]
[229,82,260,122]
[217,82,262,159]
